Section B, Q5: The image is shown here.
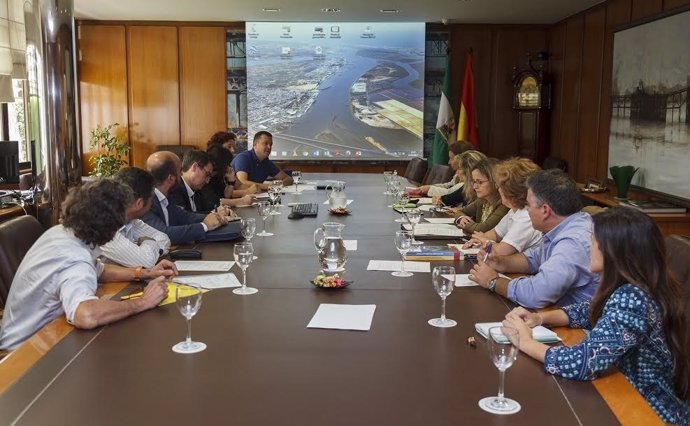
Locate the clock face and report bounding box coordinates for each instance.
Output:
[517,76,540,108]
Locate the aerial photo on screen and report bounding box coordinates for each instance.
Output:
[245,22,425,160]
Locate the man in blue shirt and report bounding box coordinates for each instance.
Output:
[231,131,293,191]
[469,169,600,308]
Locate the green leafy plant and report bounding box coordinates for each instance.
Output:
[89,123,130,177]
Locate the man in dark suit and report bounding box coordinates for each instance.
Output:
[142,151,229,245]
[168,149,215,213]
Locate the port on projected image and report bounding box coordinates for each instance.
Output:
[246,22,425,160]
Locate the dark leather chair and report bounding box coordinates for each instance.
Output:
[0,215,45,309]
[404,157,427,184]
[542,156,567,172]
[155,144,196,160]
[665,235,690,332]
[423,164,454,185]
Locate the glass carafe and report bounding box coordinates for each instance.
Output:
[327,181,348,210]
[313,222,347,273]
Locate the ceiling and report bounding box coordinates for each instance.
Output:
[74,0,605,25]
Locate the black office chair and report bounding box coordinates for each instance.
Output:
[0,215,45,310]
[403,157,427,184]
[423,164,454,185]
[155,144,196,160]
[542,156,567,172]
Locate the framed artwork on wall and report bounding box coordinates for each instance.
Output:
[609,7,690,202]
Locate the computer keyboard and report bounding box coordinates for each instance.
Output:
[290,202,319,217]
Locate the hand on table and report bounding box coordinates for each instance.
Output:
[143,259,178,279]
[138,276,169,309]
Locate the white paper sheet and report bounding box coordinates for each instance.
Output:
[307,304,376,331]
[418,204,436,212]
[343,240,358,251]
[424,218,456,224]
[174,261,235,271]
[416,197,434,205]
[284,184,317,193]
[322,199,354,205]
[367,260,431,272]
[174,273,242,289]
[446,274,479,287]
[402,223,464,238]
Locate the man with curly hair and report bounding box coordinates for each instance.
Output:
[0,179,177,351]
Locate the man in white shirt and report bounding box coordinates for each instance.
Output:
[0,179,176,351]
[98,167,171,268]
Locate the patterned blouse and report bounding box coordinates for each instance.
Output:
[544,284,689,425]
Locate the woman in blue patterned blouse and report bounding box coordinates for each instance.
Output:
[504,207,689,425]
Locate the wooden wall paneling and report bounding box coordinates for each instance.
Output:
[596,0,632,180]
[664,0,690,10]
[558,16,585,176]
[127,26,180,168]
[179,26,227,148]
[448,27,492,154]
[547,23,566,168]
[77,25,128,175]
[631,0,663,20]
[489,28,548,160]
[574,8,606,183]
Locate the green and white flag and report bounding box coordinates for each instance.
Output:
[430,56,455,167]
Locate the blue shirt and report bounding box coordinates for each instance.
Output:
[231,149,280,183]
[545,284,689,425]
[507,212,599,308]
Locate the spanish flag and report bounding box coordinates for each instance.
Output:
[457,51,479,149]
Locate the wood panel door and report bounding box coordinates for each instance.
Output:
[128,26,180,168]
[77,24,128,175]
[179,26,226,149]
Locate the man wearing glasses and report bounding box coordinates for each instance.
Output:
[169,149,216,213]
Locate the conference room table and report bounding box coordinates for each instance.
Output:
[0,173,662,425]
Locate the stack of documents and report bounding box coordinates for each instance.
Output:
[402,223,464,238]
[475,322,561,343]
[367,260,431,272]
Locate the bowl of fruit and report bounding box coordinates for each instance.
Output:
[311,273,351,289]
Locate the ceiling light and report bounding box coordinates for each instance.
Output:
[262,8,280,12]
[380,9,399,13]
[321,8,341,13]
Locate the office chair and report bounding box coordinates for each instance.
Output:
[0,215,45,309]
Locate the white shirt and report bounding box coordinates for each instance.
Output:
[0,225,103,351]
[428,181,464,197]
[493,207,543,253]
[97,219,171,268]
[183,178,197,212]
[154,188,170,225]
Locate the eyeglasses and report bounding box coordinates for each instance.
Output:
[471,179,489,186]
[197,163,213,179]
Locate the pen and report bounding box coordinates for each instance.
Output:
[482,242,493,263]
[121,291,143,300]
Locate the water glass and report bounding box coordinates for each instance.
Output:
[428,266,456,327]
[256,201,273,236]
[479,326,521,415]
[392,230,413,277]
[383,171,393,194]
[241,218,258,259]
[171,285,206,354]
[233,242,258,295]
[406,208,423,245]
[292,171,302,194]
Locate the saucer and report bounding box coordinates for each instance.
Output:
[329,208,350,215]
[310,278,352,289]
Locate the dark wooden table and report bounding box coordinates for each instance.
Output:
[0,174,652,425]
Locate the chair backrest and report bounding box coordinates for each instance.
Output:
[0,215,45,308]
[423,164,454,185]
[403,157,427,184]
[666,235,690,335]
[155,145,195,160]
[542,156,567,171]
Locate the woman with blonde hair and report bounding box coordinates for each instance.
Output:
[454,159,509,234]
[463,157,542,255]
[432,150,487,208]
[416,141,471,197]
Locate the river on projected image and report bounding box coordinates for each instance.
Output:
[608,116,690,200]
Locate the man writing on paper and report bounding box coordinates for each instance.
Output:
[142,151,234,245]
[97,167,171,268]
[0,179,176,351]
[468,169,599,308]
[231,131,293,191]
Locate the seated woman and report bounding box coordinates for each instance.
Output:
[463,158,542,256]
[504,207,689,425]
[432,150,487,209]
[415,141,470,197]
[207,130,237,155]
[200,145,257,209]
[454,159,508,234]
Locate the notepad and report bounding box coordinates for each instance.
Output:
[307,304,376,331]
[174,261,235,271]
[173,273,241,289]
[402,223,464,238]
[475,322,561,343]
[367,260,431,272]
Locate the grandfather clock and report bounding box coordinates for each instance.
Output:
[512,52,551,165]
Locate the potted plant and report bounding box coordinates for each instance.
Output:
[89,123,130,177]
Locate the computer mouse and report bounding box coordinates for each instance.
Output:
[288,211,304,220]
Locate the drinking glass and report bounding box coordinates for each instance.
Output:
[241,218,258,259]
[271,181,283,214]
[256,201,273,236]
[171,285,207,354]
[394,191,410,223]
[268,185,281,215]
[392,230,413,277]
[428,266,457,328]
[233,242,258,295]
[479,326,521,415]
[383,171,393,195]
[406,208,423,245]
[292,171,302,194]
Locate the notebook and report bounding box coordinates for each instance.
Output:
[474,322,561,343]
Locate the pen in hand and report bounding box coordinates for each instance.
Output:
[482,242,493,263]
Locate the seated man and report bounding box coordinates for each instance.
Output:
[469,169,599,308]
[231,131,293,191]
[98,167,171,268]
[141,151,233,245]
[0,179,176,351]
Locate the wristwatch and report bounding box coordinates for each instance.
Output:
[134,266,143,282]
[487,276,499,293]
